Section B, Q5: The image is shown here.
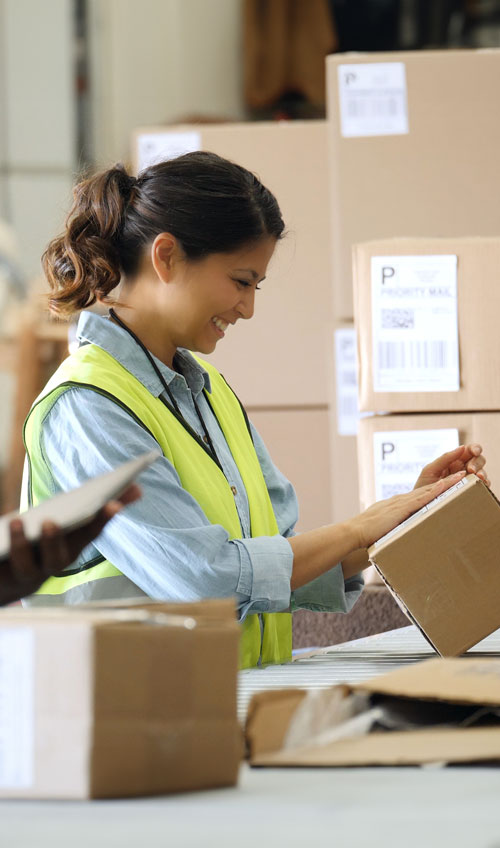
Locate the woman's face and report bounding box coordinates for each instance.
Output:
[164,236,277,356]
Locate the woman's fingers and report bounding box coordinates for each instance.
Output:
[356,470,466,549]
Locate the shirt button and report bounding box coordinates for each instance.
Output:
[203,435,209,444]
[230,485,237,496]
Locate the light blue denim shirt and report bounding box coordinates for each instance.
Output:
[39,312,363,619]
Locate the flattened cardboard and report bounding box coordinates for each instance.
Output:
[327,50,500,321]
[247,657,500,768]
[353,236,500,412]
[368,475,500,656]
[0,604,241,799]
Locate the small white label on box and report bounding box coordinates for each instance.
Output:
[371,254,459,393]
[337,62,409,137]
[373,428,460,502]
[137,131,201,172]
[335,327,360,436]
[0,628,34,789]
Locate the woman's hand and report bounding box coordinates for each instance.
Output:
[413,444,489,489]
[348,471,466,553]
[0,484,141,607]
[290,471,467,587]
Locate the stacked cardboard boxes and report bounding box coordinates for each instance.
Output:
[326,47,500,525]
[130,48,500,539]
[354,236,500,509]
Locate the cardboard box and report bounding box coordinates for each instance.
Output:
[353,237,500,413]
[367,474,500,656]
[357,412,500,511]
[246,656,500,767]
[132,121,333,408]
[327,49,500,321]
[0,602,241,799]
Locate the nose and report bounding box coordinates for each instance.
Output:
[236,287,255,320]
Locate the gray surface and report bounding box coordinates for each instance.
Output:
[4,626,500,847]
[238,624,500,720]
[2,765,500,848]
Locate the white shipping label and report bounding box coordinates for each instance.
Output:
[371,255,459,392]
[373,428,460,503]
[0,628,34,789]
[137,131,201,172]
[335,327,360,436]
[337,62,408,137]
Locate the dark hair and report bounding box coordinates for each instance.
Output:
[42,151,285,315]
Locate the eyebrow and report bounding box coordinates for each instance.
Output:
[233,268,266,282]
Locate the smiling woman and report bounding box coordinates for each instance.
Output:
[21,152,488,668]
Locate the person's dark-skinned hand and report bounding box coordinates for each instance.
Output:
[0,484,141,607]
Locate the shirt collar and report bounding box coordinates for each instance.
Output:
[76,311,212,398]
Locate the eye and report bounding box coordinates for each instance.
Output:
[233,279,261,290]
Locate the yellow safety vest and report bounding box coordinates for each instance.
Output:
[22,343,292,668]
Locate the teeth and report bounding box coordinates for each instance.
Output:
[212,317,228,331]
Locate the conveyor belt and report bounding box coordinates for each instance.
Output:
[237,625,500,722]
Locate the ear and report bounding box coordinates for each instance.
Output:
[150,232,181,283]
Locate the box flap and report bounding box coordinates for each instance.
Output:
[252,726,500,768]
[354,656,500,705]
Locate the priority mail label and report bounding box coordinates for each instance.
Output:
[137,131,201,172]
[371,255,460,393]
[0,628,34,789]
[337,62,409,137]
[373,428,460,502]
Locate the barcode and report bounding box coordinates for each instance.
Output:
[339,396,359,417]
[338,369,357,387]
[381,308,414,330]
[381,483,410,499]
[346,95,402,119]
[378,341,450,370]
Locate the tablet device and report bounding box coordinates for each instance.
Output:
[0,449,161,560]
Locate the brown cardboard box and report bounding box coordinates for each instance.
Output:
[131,121,333,408]
[353,237,500,413]
[247,656,500,767]
[357,412,500,511]
[367,474,500,656]
[0,602,241,799]
[327,49,500,321]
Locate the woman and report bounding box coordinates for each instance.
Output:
[22,152,487,667]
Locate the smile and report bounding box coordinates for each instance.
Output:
[212,317,229,335]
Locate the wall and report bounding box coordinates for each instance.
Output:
[88,0,245,166]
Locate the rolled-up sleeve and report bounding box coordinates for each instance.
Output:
[291,567,364,613]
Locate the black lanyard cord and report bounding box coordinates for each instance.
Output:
[107,308,224,475]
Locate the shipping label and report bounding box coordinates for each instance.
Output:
[337,62,409,137]
[0,628,34,789]
[137,131,201,172]
[371,254,459,392]
[373,428,460,503]
[335,327,360,436]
